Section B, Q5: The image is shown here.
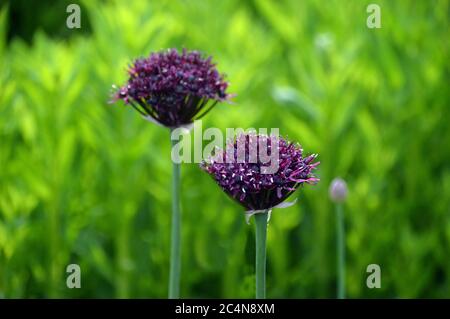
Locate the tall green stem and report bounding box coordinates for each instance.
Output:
[336,203,345,299]
[255,211,269,299]
[169,133,181,299]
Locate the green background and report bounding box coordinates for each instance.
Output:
[0,0,449,298]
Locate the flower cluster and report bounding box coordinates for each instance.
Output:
[201,133,320,211]
[114,49,231,128]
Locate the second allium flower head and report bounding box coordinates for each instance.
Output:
[201,133,320,211]
[114,48,231,128]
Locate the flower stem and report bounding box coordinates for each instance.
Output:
[169,133,181,299]
[336,203,345,299]
[255,211,269,299]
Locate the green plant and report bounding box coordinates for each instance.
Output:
[0,0,448,298]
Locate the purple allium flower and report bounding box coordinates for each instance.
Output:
[201,133,320,211]
[329,178,348,203]
[113,48,231,128]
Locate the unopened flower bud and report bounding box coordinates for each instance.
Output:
[329,178,348,203]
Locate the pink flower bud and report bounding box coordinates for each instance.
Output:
[329,178,348,203]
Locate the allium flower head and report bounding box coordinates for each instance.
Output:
[113,48,231,128]
[201,133,320,211]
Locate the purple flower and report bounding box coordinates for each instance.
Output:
[113,48,231,128]
[201,133,320,211]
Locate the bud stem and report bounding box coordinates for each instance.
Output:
[336,203,346,299]
[255,211,269,299]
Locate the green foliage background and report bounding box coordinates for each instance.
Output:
[0,0,449,298]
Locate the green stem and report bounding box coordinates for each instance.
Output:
[336,203,345,299]
[255,211,269,299]
[169,132,181,299]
